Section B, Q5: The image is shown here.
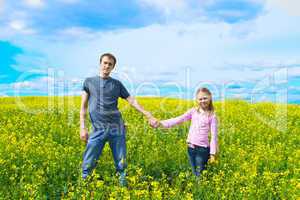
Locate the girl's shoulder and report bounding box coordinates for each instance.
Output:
[209,112,218,121]
[188,107,197,114]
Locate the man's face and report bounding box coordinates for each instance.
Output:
[100,56,115,76]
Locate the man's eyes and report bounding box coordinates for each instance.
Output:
[104,62,113,65]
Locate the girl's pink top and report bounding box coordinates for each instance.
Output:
[160,108,218,155]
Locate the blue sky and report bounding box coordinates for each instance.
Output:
[0,41,23,83]
[0,0,300,104]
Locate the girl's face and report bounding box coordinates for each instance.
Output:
[196,91,211,110]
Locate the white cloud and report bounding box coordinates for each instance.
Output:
[3,0,300,94]
[136,0,206,21]
[4,21,260,87]
[24,0,44,8]
[246,0,266,4]
[57,27,94,38]
[12,81,36,89]
[215,10,249,18]
[267,0,300,16]
[4,75,83,96]
[288,67,300,76]
[0,0,299,101]
[289,86,300,91]
[137,0,266,21]
[7,20,35,34]
[19,22,233,84]
[9,20,26,30]
[138,0,187,13]
[0,0,4,13]
[0,93,8,97]
[57,0,80,4]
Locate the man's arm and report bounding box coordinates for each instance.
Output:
[126,96,159,127]
[80,91,89,142]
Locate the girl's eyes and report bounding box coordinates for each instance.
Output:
[199,98,208,101]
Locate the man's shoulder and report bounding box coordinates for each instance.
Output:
[110,77,122,85]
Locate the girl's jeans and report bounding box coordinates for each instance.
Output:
[187,146,210,176]
[82,124,126,179]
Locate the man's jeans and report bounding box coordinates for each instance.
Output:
[82,124,127,179]
[187,146,210,176]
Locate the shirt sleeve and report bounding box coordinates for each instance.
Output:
[119,81,130,99]
[160,108,194,128]
[209,114,218,155]
[82,78,90,95]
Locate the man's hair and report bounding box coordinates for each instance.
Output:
[99,53,117,66]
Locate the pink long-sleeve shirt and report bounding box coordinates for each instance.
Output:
[160,108,218,155]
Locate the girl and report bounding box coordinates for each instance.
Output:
[159,88,218,176]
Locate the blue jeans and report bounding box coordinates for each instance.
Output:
[187,146,210,176]
[82,124,127,179]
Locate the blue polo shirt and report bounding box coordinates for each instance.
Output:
[82,76,130,129]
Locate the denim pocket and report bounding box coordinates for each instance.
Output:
[195,146,209,153]
[89,128,106,141]
[109,124,126,136]
[188,146,195,154]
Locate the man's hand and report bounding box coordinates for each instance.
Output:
[80,128,89,142]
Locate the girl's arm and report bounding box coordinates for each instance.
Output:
[209,114,218,155]
[160,108,194,128]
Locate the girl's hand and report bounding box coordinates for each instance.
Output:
[209,154,216,164]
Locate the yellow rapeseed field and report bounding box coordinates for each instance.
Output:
[0,97,299,199]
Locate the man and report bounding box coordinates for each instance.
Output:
[80,53,158,186]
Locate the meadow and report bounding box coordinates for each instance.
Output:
[0,97,299,199]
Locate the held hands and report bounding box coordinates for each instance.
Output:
[148,116,160,128]
[144,111,160,128]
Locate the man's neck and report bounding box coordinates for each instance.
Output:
[99,73,110,79]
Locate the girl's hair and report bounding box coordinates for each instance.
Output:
[196,87,214,114]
